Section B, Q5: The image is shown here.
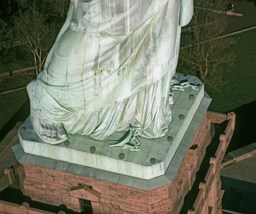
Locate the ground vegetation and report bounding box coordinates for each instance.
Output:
[178,0,235,91]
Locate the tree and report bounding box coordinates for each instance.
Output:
[14,5,57,75]
[0,18,15,72]
[178,0,235,89]
[50,0,70,18]
[0,15,13,49]
[13,0,69,76]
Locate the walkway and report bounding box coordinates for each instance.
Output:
[226,1,256,33]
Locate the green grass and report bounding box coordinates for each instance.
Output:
[0,89,28,131]
[0,45,33,73]
[208,29,256,112]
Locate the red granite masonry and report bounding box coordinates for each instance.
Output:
[0,112,235,213]
[188,112,236,214]
[15,112,234,214]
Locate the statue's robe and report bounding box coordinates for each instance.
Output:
[29,0,193,140]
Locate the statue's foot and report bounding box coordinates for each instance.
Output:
[34,120,68,144]
[107,126,140,152]
[27,80,68,145]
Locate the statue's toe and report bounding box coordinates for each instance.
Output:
[56,124,67,139]
[37,122,67,145]
[28,80,68,145]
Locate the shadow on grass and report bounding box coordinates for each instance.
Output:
[0,99,29,142]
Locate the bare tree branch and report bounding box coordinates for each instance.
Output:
[14,7,56,75]
[178,0,236,88]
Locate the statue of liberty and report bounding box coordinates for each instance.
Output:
[27,0,193,144]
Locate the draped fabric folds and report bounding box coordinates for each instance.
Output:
[28,0,193,141]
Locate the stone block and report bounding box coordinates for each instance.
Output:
[18,75,207,180]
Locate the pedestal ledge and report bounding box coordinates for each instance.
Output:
[18,74,207,180]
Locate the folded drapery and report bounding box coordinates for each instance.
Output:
[27,0,193,143]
